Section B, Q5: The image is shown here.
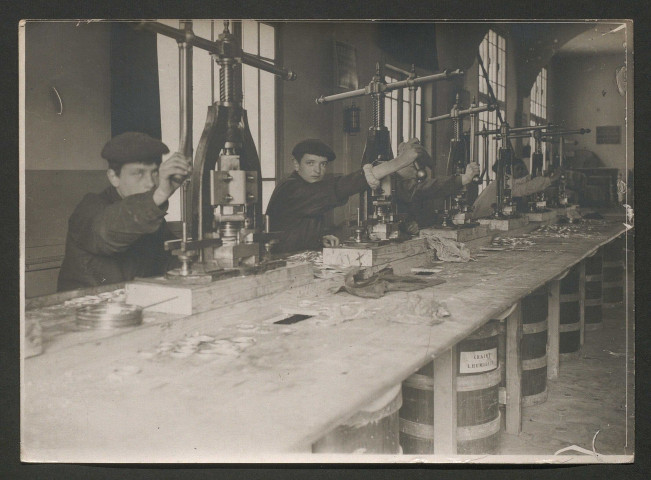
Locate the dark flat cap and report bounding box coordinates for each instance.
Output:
[101,132,169,165]
[292,139,336,162]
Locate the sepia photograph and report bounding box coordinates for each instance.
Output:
[19,19,634,464]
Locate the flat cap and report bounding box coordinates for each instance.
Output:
[292,139,336,162]
[101,132,169,165]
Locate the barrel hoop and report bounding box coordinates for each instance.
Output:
[559,322,580,333]
[584,298,602,307]
[585,274,602,282]
[560,293,580,302]
[554,270,570,281]
[522,355,547,371]
[456,411,501,442]
[465,321,502,339]
[522,320,547,335]
[522,388,548,407]
[399,417,433,439]
[403,373,433,390]
[342,385,402,427]
[493,304,517,321]
[586,249,599,258]
[456,365,502,392]
[584,322,603,331]
[602,260,624,268]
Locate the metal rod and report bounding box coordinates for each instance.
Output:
[408,67,416,139]
[385,63,411,77]
[508,123,555,133]
[177,21,193,275]
[316,87,368,104]
[135,21,297,80]
[316,68,463,105]
[426,102,494,124]
[542,128,591,137]
[384,69,463,91]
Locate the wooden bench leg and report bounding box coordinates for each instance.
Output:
[433,346,457,454]
[547,279,560,379]
[505,301,522,435]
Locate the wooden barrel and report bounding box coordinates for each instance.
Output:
[584,250,603,331]
[560,264,581,356]
[520,286,549,406]
[312,384,402,454]
[602,236,625,305]
[399,321,502,454]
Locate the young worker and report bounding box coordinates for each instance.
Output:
[265,138,428,253]
[57,132,191,291]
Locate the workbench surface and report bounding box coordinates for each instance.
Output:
[22,219,629,462]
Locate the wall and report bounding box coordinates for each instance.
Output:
[24,21,112,296]
[550,53,629,171]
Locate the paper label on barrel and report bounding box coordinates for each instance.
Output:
[459,348,498,373]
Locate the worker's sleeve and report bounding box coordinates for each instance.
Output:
[273,170,368,217]
[406,174,463,201]
[71,191,167,256]
[512,176,551,197]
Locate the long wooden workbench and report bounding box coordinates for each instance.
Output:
[21,217,629,463]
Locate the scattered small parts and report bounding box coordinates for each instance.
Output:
[140,332,256,361]
[488,234,536,250]
[63,288,126,306]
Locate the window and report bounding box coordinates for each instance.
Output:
[156,20,278,219]
[384,74,422,156]
[477,29,506,191]
[240,20,277,212]
[529,68,548,172]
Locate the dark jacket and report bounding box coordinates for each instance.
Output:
[57,186,174,291]
[396,173,463,227]
[265,170,368,253]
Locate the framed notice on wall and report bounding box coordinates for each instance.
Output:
[334,41,359,90]
[596,125,621,144]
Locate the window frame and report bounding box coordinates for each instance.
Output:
[477,29,507,191]
[384,72,423,156]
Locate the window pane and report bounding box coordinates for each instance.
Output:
[391,97,398,154]
[242,64,259,156]
[260,71,275,178]
[259,23,275,59]
[241,20,258,54]
[262,180,275,212]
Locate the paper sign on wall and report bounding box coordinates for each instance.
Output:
[459,348,498,373]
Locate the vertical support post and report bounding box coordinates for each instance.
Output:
[547,279,561,379]
[433,345,458,454]
[579,261,586,346]
[505,301,522,435]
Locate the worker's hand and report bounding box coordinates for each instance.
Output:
[153,152,192,206]
[461,162,480,185]
[322,235,340,248]
[549,167,563,184]
[395,138,430,169]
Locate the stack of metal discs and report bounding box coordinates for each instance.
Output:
[76,303,143,330]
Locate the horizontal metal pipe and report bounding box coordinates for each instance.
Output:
[543,128,591,136]
[385,69,463,91]
[315,87,368,104]
[385,63,411,77]
[508,123,555,133]
[425,102,495,124]
[316,68,464,104]
[135,21,296,80]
